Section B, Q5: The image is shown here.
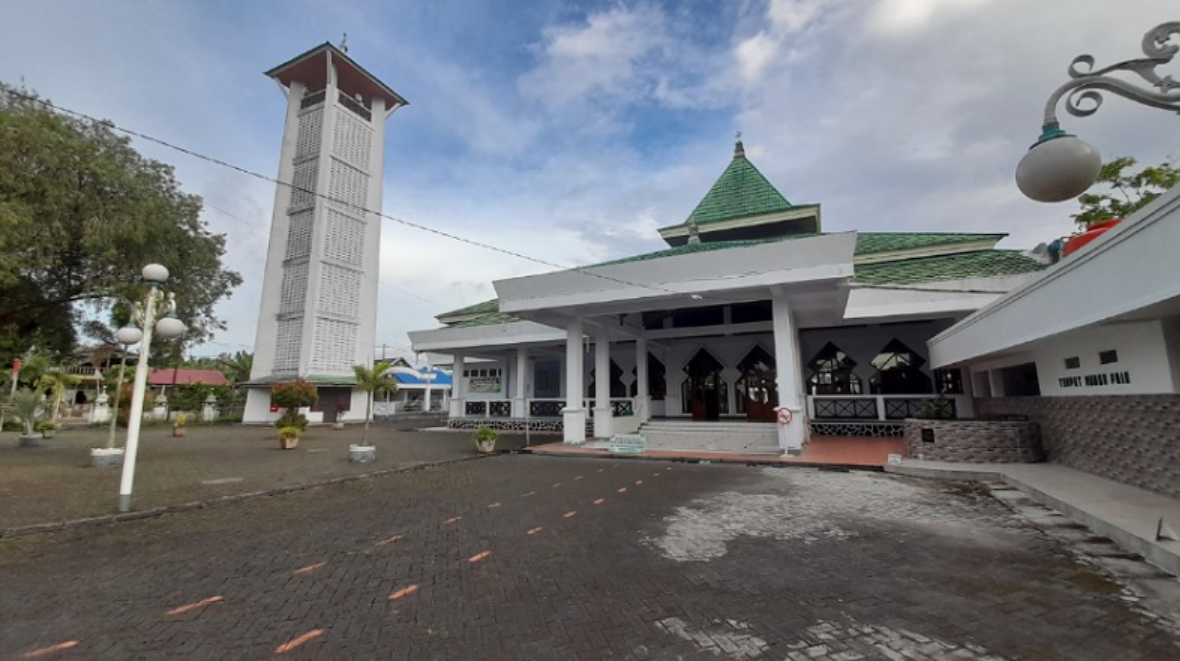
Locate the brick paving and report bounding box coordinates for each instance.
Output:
[0,425,533,530]
[1,456,1178,659]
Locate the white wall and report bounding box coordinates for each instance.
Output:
[1033,319,1177,396]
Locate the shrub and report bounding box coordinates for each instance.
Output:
[271,379,318,410]
[473,425,499,444]
[275,410,308,431]
[277,426,301,440]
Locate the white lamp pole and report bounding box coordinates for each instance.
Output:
[1016,21,1180,202]
[105,331,140,450]
[117,264,187,513]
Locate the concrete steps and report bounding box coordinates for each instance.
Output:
[637,420,781,454]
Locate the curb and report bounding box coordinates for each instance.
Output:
[0,454,489,539]
[521,447,885,472]
[885,463,1180,578]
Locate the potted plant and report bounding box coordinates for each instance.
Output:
[348,361,396,463]
[271,378,317,432]
[474,425,499,454]
[277,425,301,450]
[11,388,43,447]
[172,412,187,438]
[36,419,60,439]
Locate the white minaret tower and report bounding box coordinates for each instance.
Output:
[244,42,406,423]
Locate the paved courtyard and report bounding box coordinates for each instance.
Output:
[0,425,532,530]
[3,453,1179,660]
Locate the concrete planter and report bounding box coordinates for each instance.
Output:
[475,439,497,454]
[349,444,376,463]
[91,447,126,468]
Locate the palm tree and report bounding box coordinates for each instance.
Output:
[352,361,397,445]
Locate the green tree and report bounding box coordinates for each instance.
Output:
[0,83,242,366]
[352,361,397,445]
[1073,156,1180,228]
[216,351,253,384]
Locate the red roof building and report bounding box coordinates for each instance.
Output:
[148,369,229,387]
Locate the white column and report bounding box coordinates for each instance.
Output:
[449,353,466,417]
[635,337,650,423]
[513,347,528,418]
[593,328,612,438]
[772,293,806,454]
[423,357,433,413]
[563,317,586,444]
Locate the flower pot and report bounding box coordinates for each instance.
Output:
[172,427,186,438]
[91,447,125,468]
[476,440,497,454]
[41,430,56,440]
[332,422,345,430]
[18,434,41,448]
[279,436,300,450]
[349,444,376,463]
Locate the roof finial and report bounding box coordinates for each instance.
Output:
[340,33,349,54]
[687,223,701,245]
[734,131,745,158]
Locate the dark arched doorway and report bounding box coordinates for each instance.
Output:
[736,345,777,422]
[682,349,726,421]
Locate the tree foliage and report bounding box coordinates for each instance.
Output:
[270,378,318,409]
[352,361,397,443]
[1073,156,1180,228]
[0,83,242,366]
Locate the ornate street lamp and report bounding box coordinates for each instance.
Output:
[117,264,187,513]
[1016,21,1180,202]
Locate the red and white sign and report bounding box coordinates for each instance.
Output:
[776,408,793,425]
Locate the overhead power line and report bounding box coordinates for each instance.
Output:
[1,87,729,304]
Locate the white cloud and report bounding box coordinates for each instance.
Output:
[520,4,669,108]
[865,0,994,37]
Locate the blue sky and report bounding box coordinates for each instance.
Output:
[2,0,1178,360]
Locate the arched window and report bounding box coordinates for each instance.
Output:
[807,342,862,395]
[736,345,776,415]
[589,360,628,398]
[629,352,666,400]
[869,339,933,395]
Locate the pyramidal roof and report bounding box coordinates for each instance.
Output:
[683,141,793,225]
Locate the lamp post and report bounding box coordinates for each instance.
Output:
[117,264,187,513]
[1016,21,1180,202]
[107,324,143,450]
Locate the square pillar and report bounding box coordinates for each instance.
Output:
[771,294,805,454]
[635,337,650,423]
[563,318,586,444]
[449,352,466,417]
[512,347,528,418]
[593,328,612,438]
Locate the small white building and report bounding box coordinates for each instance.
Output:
[929,185,1180,499]
[410,141,1048,453]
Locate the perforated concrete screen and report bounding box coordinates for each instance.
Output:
[312,318,358,372]
[295,108,323,160]
[332,111,372,169]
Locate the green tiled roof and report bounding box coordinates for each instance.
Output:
[597,232,1005,267]
[682,149,792,225]
[438,298,500,319]
[450,312,519,328]
[597,236,813,266]
[853,250,1045,285]
[855,233,1005,255]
